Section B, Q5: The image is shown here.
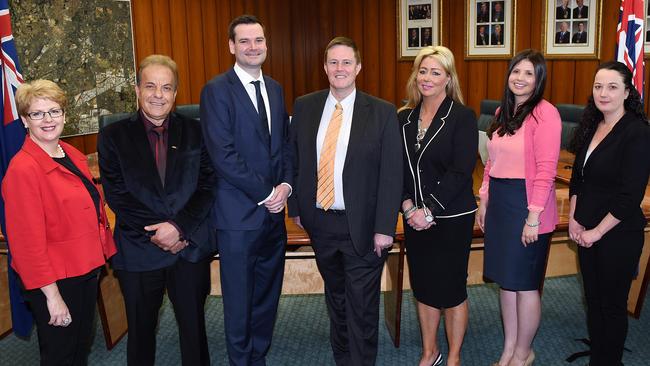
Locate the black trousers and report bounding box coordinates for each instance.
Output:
[578,229,644,366]
[24,269,100,366]
[309,209,388,366]
[115,257,211,366]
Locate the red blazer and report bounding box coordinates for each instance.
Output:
[2,137,117,290]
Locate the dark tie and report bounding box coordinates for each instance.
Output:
[251,81,270,138]
[153,126,166,185]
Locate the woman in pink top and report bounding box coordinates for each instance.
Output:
[476,49,561,366]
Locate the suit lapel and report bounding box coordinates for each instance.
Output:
[227,69,271,149]
[342,92,370,178]
[305,91,329,185]
[583,112,632,170]
[126,115,165,196]
[265,77,282,155]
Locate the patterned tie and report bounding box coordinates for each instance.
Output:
[316,103,343,211]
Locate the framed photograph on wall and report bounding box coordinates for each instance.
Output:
[542,0,602,59]
[465,0,517,59]
[398,0,441,60]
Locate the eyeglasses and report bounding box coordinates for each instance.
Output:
[27,108,64,120]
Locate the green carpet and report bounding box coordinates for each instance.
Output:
[1,275,648,365]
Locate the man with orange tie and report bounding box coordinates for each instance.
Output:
[288,36,402,366]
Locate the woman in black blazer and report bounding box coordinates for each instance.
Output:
[569,61,650,366]
[398,46,477,366]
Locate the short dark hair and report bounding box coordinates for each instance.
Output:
[323,36,361,64]
[228,14,265,41]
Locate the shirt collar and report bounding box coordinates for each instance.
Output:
[327,89,356,111]
[140,109,169,132]
[234,63,264,86]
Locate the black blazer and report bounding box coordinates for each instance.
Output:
[288,90,403,256]
[556,31,570,44]
[399,97,478,218]
[569,112,650,231]
[98,112,217,271]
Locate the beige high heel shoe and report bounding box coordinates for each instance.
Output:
[523,350,535,366]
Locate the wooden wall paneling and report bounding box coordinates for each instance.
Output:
[267,0,293,109]
[200,0,221,82]
[572,61,598,106]
[185,0,207,103]
[486,61,508,100]
[130,0,155,64]
[288,0,308,100]
[528,0,543,51]
[448,0,468,103]
[151,0,173,57]
[169,0,191,104]
[305,1,324,93]
[230,0,245,19]
[549,60,576,103]
[215,1,234,75]
[362,0,380,97]
[599,0,619,62]
[396,61,413,106]
[514,0,532,50]
[466,61,488,114]
[378,0,397,104]
[347,0,365,89]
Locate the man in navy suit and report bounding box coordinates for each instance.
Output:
[555,21,571,44]
[200,14,293,366]
[98,54,216,366]
[288,37,402,366]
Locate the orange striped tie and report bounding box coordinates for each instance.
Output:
[317,103,343,210]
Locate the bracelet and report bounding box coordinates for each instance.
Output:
[403,206,417,219]
[525,218,540,227]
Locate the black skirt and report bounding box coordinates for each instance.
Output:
[483,177,550,291]
[405,212,474,308]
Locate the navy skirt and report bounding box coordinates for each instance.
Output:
[483,177,550,291]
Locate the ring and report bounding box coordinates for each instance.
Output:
[62,317,71,325]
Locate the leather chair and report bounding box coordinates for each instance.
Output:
[98,112,132,130]
[556,104,584,150]
[175,104,200,121]
[477,99,500,131]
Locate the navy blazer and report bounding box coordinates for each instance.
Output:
[200,68,292,230]
[288,90,403,256]
[569,112,650,231]
[98,112,217,271]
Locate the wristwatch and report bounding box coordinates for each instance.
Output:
[424,207,434,223]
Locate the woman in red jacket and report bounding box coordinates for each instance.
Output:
[2,79,116,365]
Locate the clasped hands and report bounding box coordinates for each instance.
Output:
[568,217,602,248]
[144,222,187,254]
[264,184,291,214]
[403,200,435,231]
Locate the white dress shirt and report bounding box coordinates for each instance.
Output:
[315,90,356,210]
[233,63,272,133]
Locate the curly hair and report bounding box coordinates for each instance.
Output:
[486,49,547,139]
[569,61,648,154]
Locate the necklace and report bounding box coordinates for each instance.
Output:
[415,118,428,151]
[50,144,65,158]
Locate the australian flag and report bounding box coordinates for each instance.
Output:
[616,0,645,100]
[0,0,32,337]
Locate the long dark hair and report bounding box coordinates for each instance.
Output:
[569,61,648,154]
[487,49,547,138]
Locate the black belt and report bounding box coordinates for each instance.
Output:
[317,208,346,215]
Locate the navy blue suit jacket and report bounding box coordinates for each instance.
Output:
[98,112,217,271]
[200,68,292,230]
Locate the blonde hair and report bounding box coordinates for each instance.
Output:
[15,79,67,117]
[398,46,464,112]
[137,54,178,89]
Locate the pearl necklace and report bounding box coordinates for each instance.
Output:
[50,144,66,158]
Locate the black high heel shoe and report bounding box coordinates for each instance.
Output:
[432,352,443,366]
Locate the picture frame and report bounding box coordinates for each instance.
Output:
[542,0,602,59]
[465,0,517,59]
[398,0,441,60]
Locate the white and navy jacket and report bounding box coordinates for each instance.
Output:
[398,97,478,218]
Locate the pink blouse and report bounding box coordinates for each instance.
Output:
[485,123,526,179]
[479,99,562,234]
